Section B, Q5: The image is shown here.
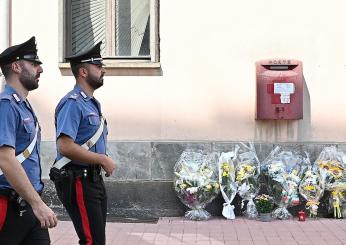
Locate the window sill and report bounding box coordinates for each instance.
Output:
[58,61,162,76]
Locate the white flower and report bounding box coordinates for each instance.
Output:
[186,187,198,194]
[176,179,183,185]
[238,183,250,196]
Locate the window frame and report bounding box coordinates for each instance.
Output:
[59,0,160,70]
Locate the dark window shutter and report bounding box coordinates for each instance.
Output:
[71,0,105,55]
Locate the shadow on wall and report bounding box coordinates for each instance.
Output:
[254,76,311,142]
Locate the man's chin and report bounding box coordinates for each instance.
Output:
[21,82,39,91]
[29,85,39,91]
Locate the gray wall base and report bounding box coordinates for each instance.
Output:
[42,180,189,219]
[40,141,342,219]
[42,179,333,219]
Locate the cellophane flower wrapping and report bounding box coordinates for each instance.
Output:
[263,146,308,220]
[326,182,346,218]
[235,143,260,219]
[174,151,220,221]
[218,151,238,219]
[316,146,346,218]
[298,166,326,218]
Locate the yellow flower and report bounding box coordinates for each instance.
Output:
[331,190,342,198]
[180,184,187,189]
[223,172,229,177]
[244,165,254,172]
[319,164,327,169]
[260,196,268,201]
[213,183,219,189]
[329,167,343,179]
[206,184,212,190]
[236,173,244,181]
[303,185,315,191]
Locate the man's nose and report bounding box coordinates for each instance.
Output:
[38,65,43,73]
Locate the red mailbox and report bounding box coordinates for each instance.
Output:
[255,59,303,120]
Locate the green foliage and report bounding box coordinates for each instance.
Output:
[255,194,274,213]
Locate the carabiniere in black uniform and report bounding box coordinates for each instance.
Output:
[50,42,109,245]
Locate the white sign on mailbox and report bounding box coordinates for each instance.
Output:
[274,83,295,104]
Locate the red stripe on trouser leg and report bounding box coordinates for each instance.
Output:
[76,177,92,245]
[0,196,8,231]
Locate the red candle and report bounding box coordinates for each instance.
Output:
[298,211,306,221]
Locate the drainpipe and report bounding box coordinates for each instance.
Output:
[0,0,11,91]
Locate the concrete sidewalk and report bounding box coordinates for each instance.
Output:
[49,217,346,245]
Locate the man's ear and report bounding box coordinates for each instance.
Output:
[79,66,88,78]
[11,61,22,74]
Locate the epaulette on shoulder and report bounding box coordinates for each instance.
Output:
[68,93,79,100]
[0,93,12,101]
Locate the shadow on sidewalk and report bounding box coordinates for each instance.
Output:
[57,215,159,223]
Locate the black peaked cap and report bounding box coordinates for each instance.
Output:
[0,36,42,66]
[65,42,103,65]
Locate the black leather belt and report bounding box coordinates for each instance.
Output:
[64,164,101,175]
[61,164,102,182]
[0,188,12,197]
[0,189,38,216]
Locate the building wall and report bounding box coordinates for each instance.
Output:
[7,0,346,144]
[0,0,10,91]
[6,0,346,218]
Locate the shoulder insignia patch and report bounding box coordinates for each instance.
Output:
[12,94,20,103]
[80,91,88,99]
[69,93,79,100]
[0,93,11,101]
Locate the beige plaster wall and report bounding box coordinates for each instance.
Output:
[7,0,346,142]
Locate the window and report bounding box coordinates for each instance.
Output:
[62,0,159,65]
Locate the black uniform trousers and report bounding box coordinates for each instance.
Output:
[0,194,50,245]
[54,169,107,245]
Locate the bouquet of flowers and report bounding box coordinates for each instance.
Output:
[315,146,346,218]
[174,151,220,221]
[263,146,308,219]
[327,182,346,218]
[255,194,274,213]
[316,146,345,181]
[298,166,326,218]
[218,150,238,219]
[235,143,260,219]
